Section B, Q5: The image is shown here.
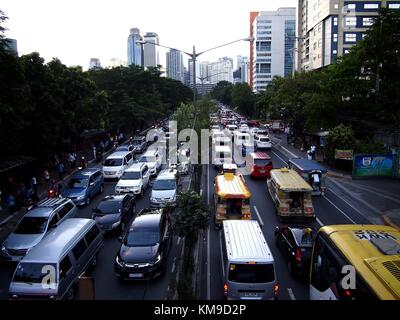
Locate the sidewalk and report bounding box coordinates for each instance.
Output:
[271,133,352,179]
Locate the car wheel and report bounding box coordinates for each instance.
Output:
[86,196,91,206]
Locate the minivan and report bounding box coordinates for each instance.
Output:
[8,218,104,300]
[103,151,135,179]
[138,149,162,176]
[222,220,278,300]
[150,169,179,208]
[1,198,77,262]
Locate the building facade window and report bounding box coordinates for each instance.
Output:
[334,3,339,9]
[333,17,338,25]
[345,16,357,26]
[345,33,357,42]
[362,17,374,26]
[333,33,338,42]
[344,49,350,54]
[364,3,379,9]
[347,4,356,10]
[388,3,400,9]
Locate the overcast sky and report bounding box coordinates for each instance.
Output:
[1,0,296,70]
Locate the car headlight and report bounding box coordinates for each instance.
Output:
[150,197,156,202]
[77,195,85,200]
[152,254,161,265]
[115,255,125,267]
[1,245,7,253]
[112,221,121,228]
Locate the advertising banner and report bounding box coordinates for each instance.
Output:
[334,149,353,160]
[353,154,394,178]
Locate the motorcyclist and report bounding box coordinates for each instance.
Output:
[78,156,86,170]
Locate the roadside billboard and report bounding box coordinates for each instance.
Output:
[335,149,353,160]
[353,154,394,178]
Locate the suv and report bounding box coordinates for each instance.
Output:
[115,163,150,198]
[1,198,77,261]
[114,208,171,280]
[61,167,104,206]
[255,135,272,150]
[150,169,179,208]
[132,136,147,153]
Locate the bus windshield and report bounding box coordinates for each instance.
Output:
[226,198,242,215]
[228,263,275,283]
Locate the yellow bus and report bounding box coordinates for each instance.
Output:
[214,172,251,228]
[310,224,400,300]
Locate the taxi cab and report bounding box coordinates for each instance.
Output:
[214,173,251,228]
[267,168,315,221]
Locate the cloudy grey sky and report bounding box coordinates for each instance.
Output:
[1,0,296,69]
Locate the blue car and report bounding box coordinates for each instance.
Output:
[61,168,104,206]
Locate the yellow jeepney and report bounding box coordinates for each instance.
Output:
[267,168,315,221]
[214,172,251,227]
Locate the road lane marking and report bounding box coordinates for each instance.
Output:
[253,206,264,227]
[340,181,400,203]
[280,145,299,159]
[270,150,288,166]
[207,227,211,300]
[316,217,324,227]
[322,195,356,224]
[287,288,296,300]
[219,230,225,277]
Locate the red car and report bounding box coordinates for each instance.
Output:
[246,152,273,178]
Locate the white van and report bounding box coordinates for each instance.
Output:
[213,145,232,169]
[138,149,162,176]
[222,220,278,300]
[233,131,251,146]
[102,151,135,179]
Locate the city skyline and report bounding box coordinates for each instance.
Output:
[0,0,296,70]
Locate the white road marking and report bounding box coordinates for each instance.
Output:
[280,145,299,159]
[322,195,357,224]
[316,217,324,227]
[253,206,264,227]
[270,150,288,166]
[287,288,296,300]
[219,230,225,277]
[207,227,211,300]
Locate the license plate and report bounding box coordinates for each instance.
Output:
[244,292,258,297]
[259,170,265,173]
[129,273,144,278]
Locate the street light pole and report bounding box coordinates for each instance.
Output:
[192,45,196,106]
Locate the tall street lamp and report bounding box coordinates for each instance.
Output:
[137,38,252,105]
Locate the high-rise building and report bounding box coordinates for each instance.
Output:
[250,8,296,92]
[188,59,202,85]
[237,55,250,83]
[89,58,101,70]
[4,38,18,56]
[108,58,127,68]
[127,28,143,67]
[143,32,159,68]
[166,49,184,83]
[208,57,234,84]
[199,61,210,82]
[296,0,399,72]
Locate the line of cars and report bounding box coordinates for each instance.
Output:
[1,129,184,299]
[212,104,320,300]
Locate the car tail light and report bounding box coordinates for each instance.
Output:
[223,284,228,296]
[343,289,352,298]
[274,284,280,298]
[295,248,302,263]
[305,207,313,213]
[281,207,289,212]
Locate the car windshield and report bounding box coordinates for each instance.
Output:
[292,229,315,247]
[139,156,155,163]
[13,262,58,284]
[67,177,88,188]
[14,217,49,234]
[104,158,123,166]
[255,159,271,166]
[260,137,270,142]
[125,228,160,246]
[95,200,121,215]
[116,146,129,152]
[153,179,176,190]
[228,263,275,283]
[121,171,141,180]
[133,139,143,145]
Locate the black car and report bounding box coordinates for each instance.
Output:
[114,208,171,280]
[274,225,316,277]
[91,194,136,234]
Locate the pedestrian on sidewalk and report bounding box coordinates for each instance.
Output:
[57,162,65,180]
[31,176,38,194]
[307,150,313,161]
[92,145,96,161]
[6,193,16,215]
[310,144,316,160]
[44,170,50,187]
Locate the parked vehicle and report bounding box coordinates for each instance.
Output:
[150,169,179,208]
[274,225,316,276]
[114,208,171,280]
[61,168,104,206]
[287,158,328,195]
[103,151,135,180]
[8,218,103,299]
[246,152,273,179]
[115,163,150,198]
[1,198,77,262]
[92,194,136,234]
[221,220,278,300]
[267,168,315,221]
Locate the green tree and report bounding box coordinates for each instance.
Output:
[211,81,233,105]
[324,124,356,162]
[232,83,255,117]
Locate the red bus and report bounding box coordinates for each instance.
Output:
[246,152,273,178]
